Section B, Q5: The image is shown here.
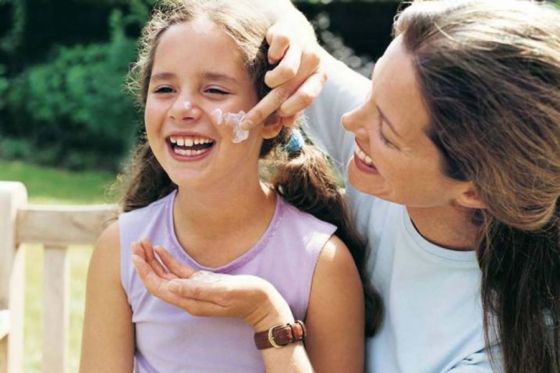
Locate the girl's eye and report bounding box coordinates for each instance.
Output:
[154,86,174,94]
[206,87,229,95]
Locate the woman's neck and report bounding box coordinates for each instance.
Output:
[407,204,479,251]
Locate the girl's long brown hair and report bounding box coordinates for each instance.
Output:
[396,1,560,372]
[121,0,382,336]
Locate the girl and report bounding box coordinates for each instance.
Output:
[79,0,376,372]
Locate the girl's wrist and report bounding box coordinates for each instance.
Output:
[246,282,294,332]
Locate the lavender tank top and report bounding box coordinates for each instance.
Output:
[119,190,336,372]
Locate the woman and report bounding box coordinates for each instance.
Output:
[138,1,560,372]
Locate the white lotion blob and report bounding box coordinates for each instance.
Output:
[210,108,249,143]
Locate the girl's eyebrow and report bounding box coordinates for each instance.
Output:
[202,72,239,84]
[150,71,239,84]
[150,72,176,82]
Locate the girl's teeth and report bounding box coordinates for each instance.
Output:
[169,137,213,147]
[174,148,206,156]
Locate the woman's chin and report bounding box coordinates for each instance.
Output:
[347,161,376,195]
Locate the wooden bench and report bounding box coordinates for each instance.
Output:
[0,181,116,373]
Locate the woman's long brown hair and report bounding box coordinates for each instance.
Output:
[396,1,560,372]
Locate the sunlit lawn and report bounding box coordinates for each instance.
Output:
[0,160,117,372]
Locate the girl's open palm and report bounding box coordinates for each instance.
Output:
[131,240,293,330]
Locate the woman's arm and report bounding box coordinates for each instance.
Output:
[305,235,365,373]
[79,222,134,373]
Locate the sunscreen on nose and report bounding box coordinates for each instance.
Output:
[184,101,193,110]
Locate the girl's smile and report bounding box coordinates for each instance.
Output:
[167,133,215,161]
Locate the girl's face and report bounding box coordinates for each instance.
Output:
[145,19,266,190]
[342,36,469,208]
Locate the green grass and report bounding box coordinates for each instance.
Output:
[0,160,116,204]
[0,160,116,372]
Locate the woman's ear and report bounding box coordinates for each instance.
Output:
[456,182,487,210]
[261,113,284,139]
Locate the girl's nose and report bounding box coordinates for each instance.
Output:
[169,97,202,122]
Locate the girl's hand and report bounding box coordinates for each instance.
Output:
[241,22,326,130]
[131,240,294,331]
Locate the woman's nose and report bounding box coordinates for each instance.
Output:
[169,97,202,122]
[342,104,369,139]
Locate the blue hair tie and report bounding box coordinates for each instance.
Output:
[285,129,305,155]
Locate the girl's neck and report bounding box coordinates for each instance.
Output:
[171,179,277,267]
[407,204,479,251]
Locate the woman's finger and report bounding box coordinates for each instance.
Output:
[242,49,321,130]
[266,23,290,64]
[265,43,302,88]
[279,70,327,117]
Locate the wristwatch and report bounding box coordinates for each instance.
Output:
[254,320,307,350]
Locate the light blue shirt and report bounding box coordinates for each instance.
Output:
[304,57,501,372]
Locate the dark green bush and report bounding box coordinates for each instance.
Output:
[4,10,141,171]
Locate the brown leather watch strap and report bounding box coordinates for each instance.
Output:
[254,320,307,350]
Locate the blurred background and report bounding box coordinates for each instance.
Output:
[0,0,558,371]
[0,0,400,175]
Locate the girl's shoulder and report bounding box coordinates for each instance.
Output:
[278,196,337,234]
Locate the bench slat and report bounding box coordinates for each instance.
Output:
[42,245,69,373]
[16,205,117,246]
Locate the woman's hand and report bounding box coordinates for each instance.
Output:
[242,20,326,130]
[131,240,294,331]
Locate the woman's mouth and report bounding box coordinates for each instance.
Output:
[167,135,215,160]
[353,143,379,174]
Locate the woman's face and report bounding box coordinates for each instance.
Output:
[144,19,266,190]
[342,36,467,208]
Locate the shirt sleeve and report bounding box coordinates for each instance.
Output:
[303,53,371,176]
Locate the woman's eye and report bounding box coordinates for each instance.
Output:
[378,127,396,149]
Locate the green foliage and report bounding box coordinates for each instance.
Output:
[0,137,32,159]
[5,9,140,170]
[0,64,8,109]
[0,0,26,54]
